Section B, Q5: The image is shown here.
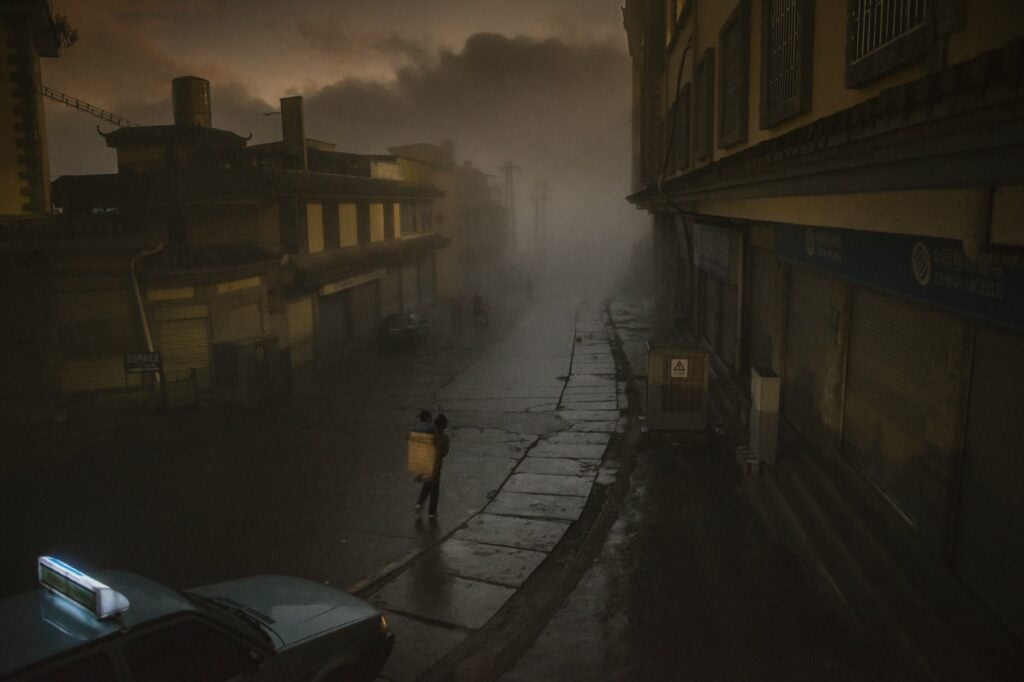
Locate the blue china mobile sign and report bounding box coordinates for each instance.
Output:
[776,225,1024,330]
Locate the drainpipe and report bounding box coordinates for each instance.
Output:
[131,243,166,403]
[131,242,165,352]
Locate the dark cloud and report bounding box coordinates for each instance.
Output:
[295,14,432,65]
[302,33,630,175]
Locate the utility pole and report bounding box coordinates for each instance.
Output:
[499,161,520,256]
[532,179,549,274]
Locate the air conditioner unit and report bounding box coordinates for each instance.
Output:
[646,343,709,431]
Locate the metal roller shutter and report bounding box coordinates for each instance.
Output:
[955,326,1024,638]
[721,283,739,368]
[843,290,961,525]
[286,297,314,366]
[747,249,780,371]
[156,317,211,389]
[217,302,262,341]
[418,254,436,306]
[401,264,418,311]
[318,292,349,352]
[783,268,843,448]
[702,276,721,350]
[349,282,379,340]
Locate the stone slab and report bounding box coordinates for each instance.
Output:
[527,442,607,460]
[515,457,599,477]
[453,513,571,552]
[371,570,514,630]
[568,421,618,433]
[503,473,594,497]
[486,491,587,521]
[454,441,529,458]
[450,427,536,443]
[422,538,548,587]
[546,432,611,446]
[557,409,621,422]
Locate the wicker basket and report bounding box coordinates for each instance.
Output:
[407,432,441,480]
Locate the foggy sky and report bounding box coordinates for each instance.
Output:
[42,0,645,289]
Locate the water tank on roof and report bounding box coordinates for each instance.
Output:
[172,76,211,128]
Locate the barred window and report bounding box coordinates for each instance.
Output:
[674,83,691,171]
[718,0,750,148]
[759,0,815,129]
[846,0,931,87]
[694,48,715,162]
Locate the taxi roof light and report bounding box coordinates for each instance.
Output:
[37,556,130,620]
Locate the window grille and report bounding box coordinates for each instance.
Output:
[718,0,750,148]
[694,48,715,162]
[846,0,931,87]
[760,0,814,129]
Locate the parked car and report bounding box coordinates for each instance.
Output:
[377,313,429,349]
[0,556,394,681]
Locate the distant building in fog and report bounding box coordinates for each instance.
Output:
[388,141,510,305]
[1,68,447,416]
[624,0,1024,674]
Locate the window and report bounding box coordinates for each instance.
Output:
[29,651,117,682]
[718,0,751,148]
[693,48,715,162]
[383,202,395,240]
[323,201,340,249]
[306,203,324,253]
[356,202,370,244]
[759,0,815,129]
[339,203,358,247]
[846,0,931,87]
[673,83,691,171]
[122,620,257,681]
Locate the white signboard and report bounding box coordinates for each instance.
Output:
[670,358,689,379]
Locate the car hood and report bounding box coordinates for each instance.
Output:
[188,576,379,650]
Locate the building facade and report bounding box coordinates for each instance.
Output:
[3,74,446,417]
[624,0,1024,673]
[388,142,510,308]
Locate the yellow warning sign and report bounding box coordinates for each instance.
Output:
[671,358,689,379]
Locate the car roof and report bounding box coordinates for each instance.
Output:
[0,570,197,676]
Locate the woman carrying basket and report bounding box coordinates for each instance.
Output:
[415,414,449,518]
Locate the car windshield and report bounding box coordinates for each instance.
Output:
[184,593,276,649]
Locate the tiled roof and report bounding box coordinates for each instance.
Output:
[287,234,450,287]
[54,168,443,204]
[141,243,280,272]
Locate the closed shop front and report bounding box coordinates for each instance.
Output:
[286,297,314,366]
[318,291,349,352]
[401,263,418,311]
[216,302,262,341]
[349,281,379,339]
[746,246,783,372]
[694,223,741,368]
[154,305,211,389]
[56,287,138,393]
[842,289,964,526]
[955,325,1024,638]
[783,268,845,449]
[417,254,436,307]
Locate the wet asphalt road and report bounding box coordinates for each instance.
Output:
[1,293,584,595]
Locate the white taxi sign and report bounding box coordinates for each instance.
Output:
[38,556,130,620]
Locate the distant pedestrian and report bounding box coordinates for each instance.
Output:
[416,414,449,518]
[413,409,434,434]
